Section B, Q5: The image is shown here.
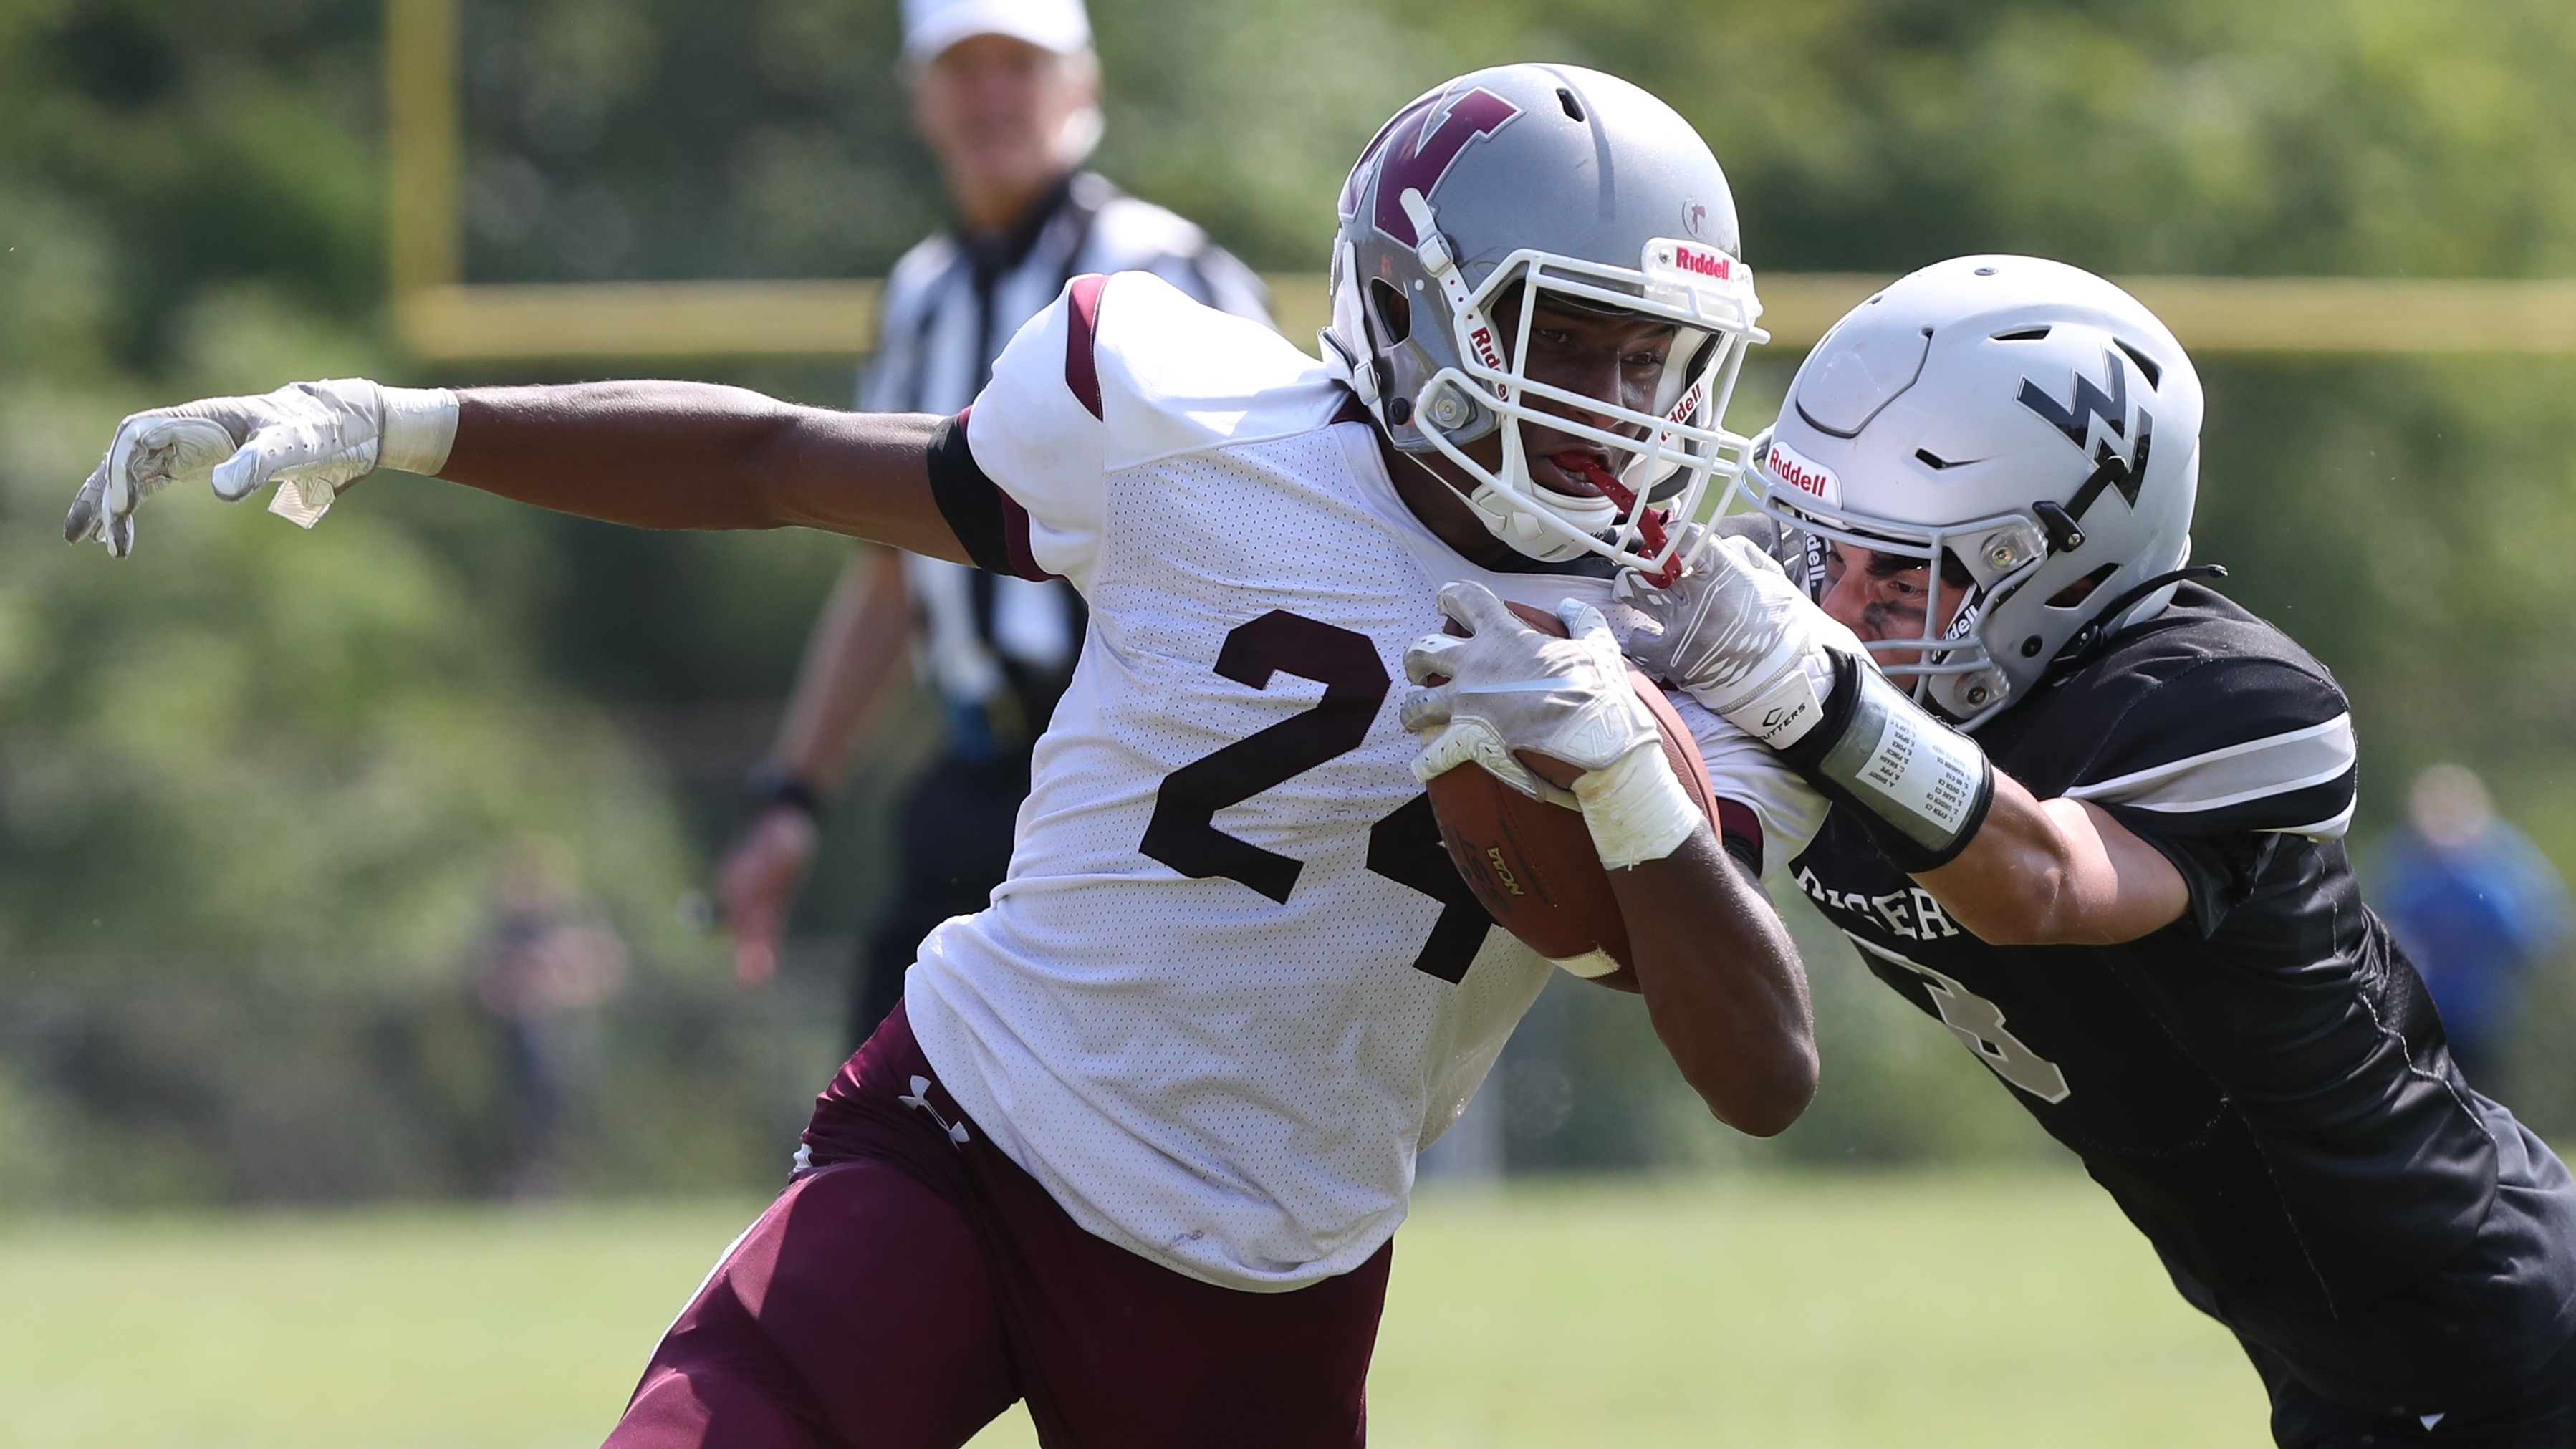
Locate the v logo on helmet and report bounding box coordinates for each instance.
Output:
[1365,87,1522,247]
[2017,350,2152,518]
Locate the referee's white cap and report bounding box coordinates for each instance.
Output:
[903,0,1092,62]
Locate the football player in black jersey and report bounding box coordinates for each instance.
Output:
[1625,254,2576,1446]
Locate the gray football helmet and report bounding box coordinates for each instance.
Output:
[1323,65,1767,575]
[1730,255,2205,728]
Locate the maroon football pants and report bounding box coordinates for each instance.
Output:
[604,1001,1390,1449]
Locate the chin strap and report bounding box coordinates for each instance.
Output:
[1558,453,1681,586]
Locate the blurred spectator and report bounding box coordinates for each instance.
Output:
[2373,763,2572,1085]
[718,0,1272,1048]
[477,836,630,1198]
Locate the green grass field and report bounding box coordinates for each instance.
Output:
[0,1173,2267,1448]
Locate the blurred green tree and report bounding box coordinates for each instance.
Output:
[8,0,2576,1190]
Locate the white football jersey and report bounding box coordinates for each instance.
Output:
[904,271,1826,1291]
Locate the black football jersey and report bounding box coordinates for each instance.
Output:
[1791,585,2576,1399]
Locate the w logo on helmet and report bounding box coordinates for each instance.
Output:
[2017,350,2153,519]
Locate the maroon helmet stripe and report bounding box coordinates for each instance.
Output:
[1715,798,1764,867]
[1370,87,1521,246]
[1064,274,1109,420]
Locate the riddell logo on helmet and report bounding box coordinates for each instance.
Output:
[1466,324,1506,371]
[1670,244,1735,281]
[1767,438,1840,505]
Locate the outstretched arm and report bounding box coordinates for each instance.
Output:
[67,377,966,563]
[443,384,966,560]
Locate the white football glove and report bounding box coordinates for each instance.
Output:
[1618,521,1868,751]
[1625,521,1996,870]
[64,380,458,557]
[1400,582,1699,870]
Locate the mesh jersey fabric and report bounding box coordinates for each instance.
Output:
[900,271,1825,1290]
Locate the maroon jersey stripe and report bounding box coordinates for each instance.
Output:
[1716,797,1764,870]
[1065,274,1110,420]
[1000,493,1057,582]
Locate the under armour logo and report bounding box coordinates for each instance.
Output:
[2016,349,2153,522]
[898,1074,971,1145]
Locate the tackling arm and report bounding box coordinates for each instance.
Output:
[1623,534,2188,948]
[1914,776,2189,946]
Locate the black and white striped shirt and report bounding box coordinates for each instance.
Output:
[858,171,1272,737]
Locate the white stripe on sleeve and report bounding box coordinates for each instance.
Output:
[2063,713,2355,834]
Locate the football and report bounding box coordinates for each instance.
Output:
[1422,601,1721,987]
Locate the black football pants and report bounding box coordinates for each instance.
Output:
[847,749,1029,1051]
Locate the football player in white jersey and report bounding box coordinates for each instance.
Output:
[68,65,1823,1448]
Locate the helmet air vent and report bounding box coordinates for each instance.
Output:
[2113,340,2163,387]
[1991,326,2052,342]
[1556,87,1585,122]
[2047,562,2120,610]
[1367,277,1413,345]
[1916,448,1966,470]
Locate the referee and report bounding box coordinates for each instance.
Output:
[1632,255,2576,1445]
[717,0,1272,1044]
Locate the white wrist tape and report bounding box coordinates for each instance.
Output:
[379,387,460,476]
[1572,742,1701,871]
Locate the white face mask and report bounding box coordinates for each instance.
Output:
[1400,214,1767,579]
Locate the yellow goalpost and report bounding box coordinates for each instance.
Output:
[382,0,2576,363]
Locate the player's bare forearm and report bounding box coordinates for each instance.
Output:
[441,383,969,562]
[1613,829,1816,1137]
[1915,774,2188,946]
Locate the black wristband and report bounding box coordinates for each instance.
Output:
[1779,654,1994,874]
[744,762,825,819]
[1774,653,1863,778]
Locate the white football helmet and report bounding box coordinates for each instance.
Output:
[1324,65,1767,577]
[1731,255,2205,728]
